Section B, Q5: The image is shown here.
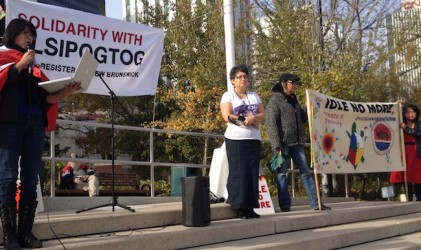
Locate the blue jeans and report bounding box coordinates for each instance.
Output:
[0,116,44,204]
[276,145,319,209]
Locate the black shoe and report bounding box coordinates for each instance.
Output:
[238,209,260,219]
[247,210,261,218]
[238,212,248,219]
[237,209,250,219]
[19,233,42,248]
[0,203,20,250]
[18,201,42,248]
[314,204,331,211]
[280,207,291,212]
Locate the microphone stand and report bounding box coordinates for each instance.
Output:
[76,75,134,213]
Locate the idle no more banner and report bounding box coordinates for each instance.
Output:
[254,176,275,215]
[306,90,405,174]
[6,0,164,96]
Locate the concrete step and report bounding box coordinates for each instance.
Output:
[340,231,421,249]
[185,211,421,249]
[26,200,421,250]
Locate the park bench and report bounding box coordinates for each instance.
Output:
[55,172,163,196]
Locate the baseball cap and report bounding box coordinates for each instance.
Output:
[279,73,300,84]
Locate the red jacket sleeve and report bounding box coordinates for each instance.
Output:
[0,49,59,131]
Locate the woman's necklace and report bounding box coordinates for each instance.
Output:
[234,90,250,104]
[407,121,415,129]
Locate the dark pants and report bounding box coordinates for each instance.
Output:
[394,183,421,201]
[225,138,261,210]
[0,115,44,204]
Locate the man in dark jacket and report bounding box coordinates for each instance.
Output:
[266,73,330,211]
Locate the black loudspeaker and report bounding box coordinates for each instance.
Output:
[181,176,211,227]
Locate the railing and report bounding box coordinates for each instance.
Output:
[46,119,224,197]
[45,119,349,198]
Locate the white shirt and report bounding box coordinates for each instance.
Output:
[220,91,262,140]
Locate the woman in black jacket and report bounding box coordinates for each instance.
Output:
[0,18,80,249]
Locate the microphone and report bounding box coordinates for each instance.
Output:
[27,45,34,74]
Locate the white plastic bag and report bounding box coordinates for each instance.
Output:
[209,143,229,200]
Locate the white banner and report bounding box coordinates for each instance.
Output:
[6,0,164,96]
[254,176,275,215]
[306,90,405,174]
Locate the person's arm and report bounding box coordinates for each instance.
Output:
[14,50,34,73]
[220,102,234,123]
[244,103,265,127]
[300,105,308,124]
[265,98,283,150]
[221,101,245,124]
[46,81,81,103]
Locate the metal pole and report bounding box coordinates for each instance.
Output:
[50,131,56,197]
[223,0,235,92]
[150,130,155,197]
[291,160,295,197]
[345,174,349,198]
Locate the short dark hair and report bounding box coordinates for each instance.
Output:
[229,64,249,80]
[2,18,37,48]
[271,83,282,93]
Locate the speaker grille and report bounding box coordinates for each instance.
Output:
[181,176,211,227]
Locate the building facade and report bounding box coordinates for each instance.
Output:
[38,0,105,15]
[123,0,172,23]
[387,1,421,94]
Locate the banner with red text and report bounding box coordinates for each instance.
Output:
[6,0,164,96]
[306,90,405,174]
[254,176,275,215]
